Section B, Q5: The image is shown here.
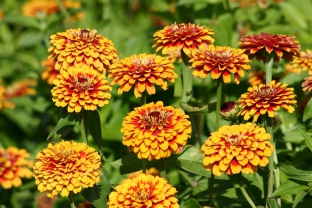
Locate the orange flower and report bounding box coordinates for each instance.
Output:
[35,193,58,208]
[189,45,251,84]
[121,101,192,161]
[109,53,177,98]
[0,147,33,189]
[48,28,119,74]
[33,140,101,198]
[239,32,300,63]
[51,66,112,113]
[0,8,4,21]
[248,70,265,86]
[239,80,297,122]
[201,123,273,176]
[152,23,215,57]
[41,58,59,85]
[107,174,179,208]
[128,167,160,180]
[286,49,312,74]
[21,0,82,19]
[0,80,14,110]
[302,74,312,92]
[5,79,36,99]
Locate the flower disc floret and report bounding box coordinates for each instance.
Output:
[48,28,119,74]
[51,66,112,113]
[239,80,297,122]
[239,32,300,63]
[0,147,33,189]
[121,101,192,161]
[109,53,177,98]
[107,174,179,208]
[190,45,251,84]
[152,23,215,57]
[33,140,101,198]
[201,123,273,176]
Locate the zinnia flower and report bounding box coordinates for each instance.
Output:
[201,123,273,176]
[248,70,265,86]
[189,45,251,84]
[51,66,112,113]
[220,101,241,121]
[302,74,312,92]
[286,49,312,74]
[33,140,101,198]
[239,80,297,122]
[41,58,59,85]
[35,193,58,208]
[128,167,160,180]
[0,80,14,110]
[21,0,82,18]
[48,28,119,74]
[0,147,33,189]
[239,32,300,63]
[121,101,192,161]
[109,53,177,98]
[107,174,179,208]
[5,79,37,99]
[152,23,215,57]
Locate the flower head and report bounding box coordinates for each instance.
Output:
[33,140,101,198]
[107,174,179,208]
[0,147,33,189]
[5,79,37,99]
[201,123,273,176]
[41,58,59,85]
[48,28,119,74]
[286,49,312,74]
[302,74,312,92]
[109,53,177,98]
[239,32,300,63]
[248,70,265,86]
[220,101,241,121]
[128,167,160,180]
[239,80,297,122]
[152,23,215,57]
[121,101,192,161]
[51,66,112,113]
[0,80,14,110]
[190,45,251,84]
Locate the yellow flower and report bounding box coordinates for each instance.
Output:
[5,79,37,99]
[201,123,273,176]
[107,174,179,208]
[153,23,215,57]
[109,53,177,98]
[51,66,112,113]
[41,58,59,85]
[190,45,251,84]
[0,147,33,189]
[121,101,192,161]
[33,140,101,198]
[48,28,119,74]
[248,70,266,86]
[239,32,300,63]
[239,80,297,122]
[286,49,312,74]
[302,74,312,92]
[128,167,160,180]
[0,80,14,110]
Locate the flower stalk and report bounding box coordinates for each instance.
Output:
[69,192,77,208]
[181,51,192,103]
[238,173,257,208]
[80,110,89,144]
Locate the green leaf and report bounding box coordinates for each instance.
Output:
[180,198,201,208]
[268,197,281,208]
[278,163,312,182]
[292,186,312,208]
[81,168,111,208]
[298,129,312,152]
[303,97,312,122]
[278,2,307,30]
[273,179,309,196]
[170,146,228,180]
[3,15,41,29]
[47,111,80,140]
[89,110,103,152]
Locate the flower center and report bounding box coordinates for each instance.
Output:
[76,29,97,40]
[132,56,154,72]
[73,74,94,91]
[254,86,276,98]
[225,133,244,146]
[143,109,171,128]
[134,190,149,201]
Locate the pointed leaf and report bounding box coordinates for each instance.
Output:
[303,97,312,121]
[298,129,312,152]
[268,197,281,208]
[273,179,309,196]
[278,163,312,182]
[89,110,103,152]
[81,168,111,208]
[292,186,312,208]
[3,15,41,29]
[180,198,201,208]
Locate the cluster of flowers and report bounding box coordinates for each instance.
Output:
[2,20,311,207]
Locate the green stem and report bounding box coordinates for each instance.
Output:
[80,110,89,144]
[178,170,197,188]
[69,192,77,208]
[209,78,223,207]
[265,56,274,83]
[9,188,19,208]
[142,159,147,174]
[238,173,257,208]
[157,159,168,181]
[273,143,281,205]
[181,52,192,103]
[56,0,73,27]
[141,91,147,105]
